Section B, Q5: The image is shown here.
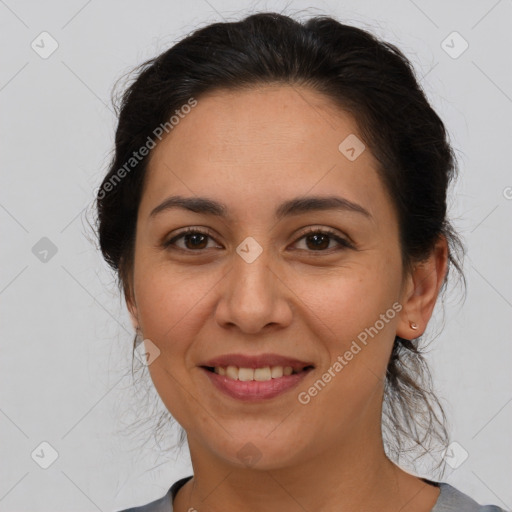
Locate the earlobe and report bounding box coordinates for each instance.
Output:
[396,236,449,340]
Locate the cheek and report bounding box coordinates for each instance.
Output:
[134,263,219,352]
[293,271,399,420]
[291,261,399,338]
[288,261,401,394]
[133,265,218,428]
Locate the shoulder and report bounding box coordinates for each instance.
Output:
[115,491,171,512]
[433,482,508,512]
[115,476,193,512]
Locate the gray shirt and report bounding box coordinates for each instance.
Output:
[116,476,509,512]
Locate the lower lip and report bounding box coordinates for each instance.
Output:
[200,367,313,401]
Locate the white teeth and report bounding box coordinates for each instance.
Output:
[238,368,254,381]
[226,365,238,380]
[213,365,297,381]
[254,367,271,381]
[270,366,283,378]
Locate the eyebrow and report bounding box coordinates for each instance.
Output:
[149,194,372,221]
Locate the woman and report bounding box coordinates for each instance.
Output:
[96,12,507,512]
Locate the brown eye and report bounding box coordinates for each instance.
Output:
[304,232,330,250]
[164,228,220,251]
[293,228,353,252]
[182,232,209,250]
[163,227,353,254]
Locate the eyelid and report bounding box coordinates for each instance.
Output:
[163,225,355,252]
[164,227,220,249]
[293,226,355,250]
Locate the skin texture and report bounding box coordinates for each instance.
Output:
[126,85,448,512]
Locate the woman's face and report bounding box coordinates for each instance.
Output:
[127,85,415,470]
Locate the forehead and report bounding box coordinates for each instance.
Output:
[141,85,391,223]
[150,85,362,165]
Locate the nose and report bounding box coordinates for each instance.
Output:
[214,246,293,334]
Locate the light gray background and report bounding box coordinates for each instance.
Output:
[1,0,511,511]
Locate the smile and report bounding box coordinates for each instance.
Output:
[200,364,314,401]
[204,365,310,380]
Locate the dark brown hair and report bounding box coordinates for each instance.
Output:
[94,12,465,475]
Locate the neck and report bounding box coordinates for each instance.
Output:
[175,431,433,512]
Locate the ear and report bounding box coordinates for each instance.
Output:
[396,236,449,340]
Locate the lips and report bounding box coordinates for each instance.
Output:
[199,353,314,372]
[198,353,315,401]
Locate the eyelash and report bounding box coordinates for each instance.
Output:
[163,226,354,254]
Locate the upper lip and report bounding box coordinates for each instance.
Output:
[199,353,314,372]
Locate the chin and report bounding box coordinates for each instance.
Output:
[206,432,306,471]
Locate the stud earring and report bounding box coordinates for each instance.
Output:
[410,321,418,330]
